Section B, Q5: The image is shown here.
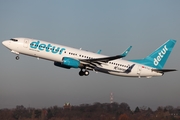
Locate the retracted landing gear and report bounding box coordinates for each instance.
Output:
[15,56,19,60]
[79,69,89,76]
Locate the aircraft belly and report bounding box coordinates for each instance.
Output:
[136,68,163,77]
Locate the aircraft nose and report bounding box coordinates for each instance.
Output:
[2,41,6,46]
[2,40,9,47]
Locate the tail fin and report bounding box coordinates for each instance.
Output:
[130,40,176,69]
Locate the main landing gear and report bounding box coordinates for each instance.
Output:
[15,55,19,60]
[79,69,89,76]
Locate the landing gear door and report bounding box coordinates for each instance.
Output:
[23,39,29,48]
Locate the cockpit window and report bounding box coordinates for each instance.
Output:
[10,38,18,42]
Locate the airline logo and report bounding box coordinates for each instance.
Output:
[30,41,66,55]
[154,45,168,66]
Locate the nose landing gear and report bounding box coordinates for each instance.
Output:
[15,56,19,60]
[10,50,20,60]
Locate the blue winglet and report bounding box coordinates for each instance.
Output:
[121,46,132,57]
[97,49,102,54]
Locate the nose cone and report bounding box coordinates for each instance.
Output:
[2,40,9,48]
[2,41,6,46]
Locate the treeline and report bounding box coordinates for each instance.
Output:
[0,102,180,120]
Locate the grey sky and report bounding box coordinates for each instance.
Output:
[0,1,180,110]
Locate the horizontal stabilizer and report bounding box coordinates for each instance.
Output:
[152,69,177,73]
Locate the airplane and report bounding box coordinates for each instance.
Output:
[2,38,177,78]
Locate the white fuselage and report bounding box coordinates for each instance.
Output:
[2,38,163,78]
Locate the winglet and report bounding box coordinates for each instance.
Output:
[120,46,132,57]
[97,50,102,54]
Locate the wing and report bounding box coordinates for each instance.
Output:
[55,46,133,72]
[80,54,125,63]
[80,46,132,63]
[79,55,122,70]
[79,46,132,71]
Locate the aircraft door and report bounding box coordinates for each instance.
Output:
[23,39,29,48]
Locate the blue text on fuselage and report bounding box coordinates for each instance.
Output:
[30,41,66,55]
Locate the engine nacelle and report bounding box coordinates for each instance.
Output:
[54,62,71,69]
[62,57,80,68]
[54,57,81,69]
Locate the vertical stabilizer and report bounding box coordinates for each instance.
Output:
[130,40,176,69]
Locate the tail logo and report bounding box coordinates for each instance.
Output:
[154,45,168,66]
